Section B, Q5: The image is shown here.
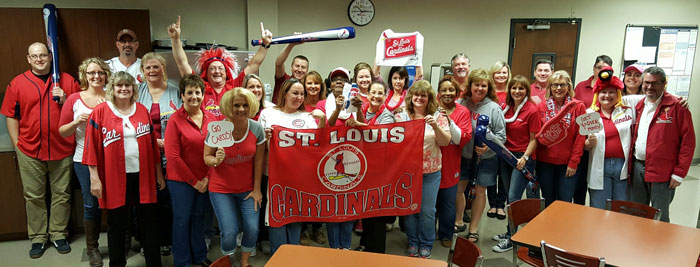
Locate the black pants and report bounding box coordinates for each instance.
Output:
[486,175,507,209]
[359,216,388,253]
[573,151,589,205]
[107,173,162,267]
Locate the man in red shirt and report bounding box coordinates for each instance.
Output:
[1,42,79,258]
[530,59,552,104]
[630,67,695,222]
[272,43,309,102]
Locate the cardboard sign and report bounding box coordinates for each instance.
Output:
[576,112,602,135]
[375,29,424,66]
[205,121,235,147]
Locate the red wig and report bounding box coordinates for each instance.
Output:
[195,46,240,89]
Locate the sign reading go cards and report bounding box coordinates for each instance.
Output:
[205,121,234,148]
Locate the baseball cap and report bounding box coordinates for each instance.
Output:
[117,29,137,41]
[329,67,350,80]
[623,64,644,74]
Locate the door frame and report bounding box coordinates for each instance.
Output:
[507,18,583,82]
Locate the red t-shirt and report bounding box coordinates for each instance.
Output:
[530,83,547,104]
[164,107,214,186]
[1,71,79,160]
[601,113,624,159]
[504,101,541,154]
[496,91,507,108]
[439,104,472,189]
[201,70,246,121]
[206,119,265,193]
[574,75,595,108]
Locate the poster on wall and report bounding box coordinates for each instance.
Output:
[622,25,697,97]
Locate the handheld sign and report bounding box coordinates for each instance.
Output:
[576,112,602,135]
[343,83,359,113]
[205,121,235,148]
[375,29,424,66]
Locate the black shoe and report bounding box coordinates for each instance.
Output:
[29,243,47,259]
[195,259,213,267]
[53,239,71,254]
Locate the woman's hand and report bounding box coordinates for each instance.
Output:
[260,22,273,47]
[245,190,263,211]
[74,113,89,125]
[475,144,489,155]
[157,138,165,149]
[425,115,437,128]
[335,95,345,110]
[351,96,363,109]
[311,110,326,121]
[193,177,208,193]
[516,157,527,170]
[346,118,367,127]
[566,167,577,177]
[584,134,597,150]
[264,127,273,141]
[214,147,225,166]
[157,175,166,190]
[90,176,102,199]
[168,16,181,40]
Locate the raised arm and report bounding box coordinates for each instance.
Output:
[168,16,193,77]
[275,43,298,79]
[243,23,273,75]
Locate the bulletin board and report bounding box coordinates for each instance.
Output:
[622,25,698,97]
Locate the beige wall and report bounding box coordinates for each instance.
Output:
[5,0,700,160]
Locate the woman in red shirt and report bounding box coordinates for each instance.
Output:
[303,71,327,113]
[492,75,541,253]
[83,71,165,267]
[487,61,511,220]
[164,74,213,267]
[536,71,586,207]
[203,88,265,267]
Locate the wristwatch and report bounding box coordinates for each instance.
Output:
[522,155,530,161]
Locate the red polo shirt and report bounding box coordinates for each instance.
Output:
[1,71,79,160]
[574,75,595,108]
[504,101,541,154]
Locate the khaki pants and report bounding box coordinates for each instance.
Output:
[16,149,72,243]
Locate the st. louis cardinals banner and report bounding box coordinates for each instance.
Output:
[267,120,425,227]
[375,29,424,66]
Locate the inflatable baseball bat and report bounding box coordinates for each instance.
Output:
[467,115,491,200]
[475,125,537,183]
[43,4,61,103]
[251,27,356,46]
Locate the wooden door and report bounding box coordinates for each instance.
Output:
[508,19,582,83]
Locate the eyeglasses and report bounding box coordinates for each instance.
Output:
[550,83,568,89]
[28,53,50,60]
[86,71,106,76]
[117,40,138,44]
[642,81,663,87]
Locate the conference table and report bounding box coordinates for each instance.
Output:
[265,244,447,267]
[511,201,700,267]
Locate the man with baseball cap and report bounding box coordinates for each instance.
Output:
[106,29,142,80]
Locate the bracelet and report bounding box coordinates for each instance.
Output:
[262,43,271,49]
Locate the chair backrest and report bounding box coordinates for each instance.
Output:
[506,198,545,235]
[211,254,237,267]
[447,233,484,267]
[540,240,605,267]
[606,199,661,220]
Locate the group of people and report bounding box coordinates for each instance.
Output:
[3,15,695,267]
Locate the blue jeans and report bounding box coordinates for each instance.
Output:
[403,171,441,251]
[326,221,353,249]
[589,158,628,209]
[168,180,207,266]
[436,184,457,241]
[74,162,101,221]
[498,153,537,237]
[209,191,259,255]
[536,162,578,207]
[269,222,302,255]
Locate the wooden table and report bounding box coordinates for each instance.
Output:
[511,201,700,267]
[265,244,447,267]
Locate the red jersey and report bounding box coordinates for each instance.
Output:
[164,107,214,186]
[1,71,79,160]
[535,99,586,168]
[574,75,595,108]
[504,101,541,154]
[82,102,161,209]
[206,119,265,193]
[439,104,472,188]
[202,70,246,121]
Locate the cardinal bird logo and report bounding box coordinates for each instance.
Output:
[656,107,673,124]
[317,144,367,192]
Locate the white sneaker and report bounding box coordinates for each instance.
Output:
[492,233,508,241]
[492,239,513,253]
[250,248,257,257]
[205,238,211,251]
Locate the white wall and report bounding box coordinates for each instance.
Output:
[4,0,700,160]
